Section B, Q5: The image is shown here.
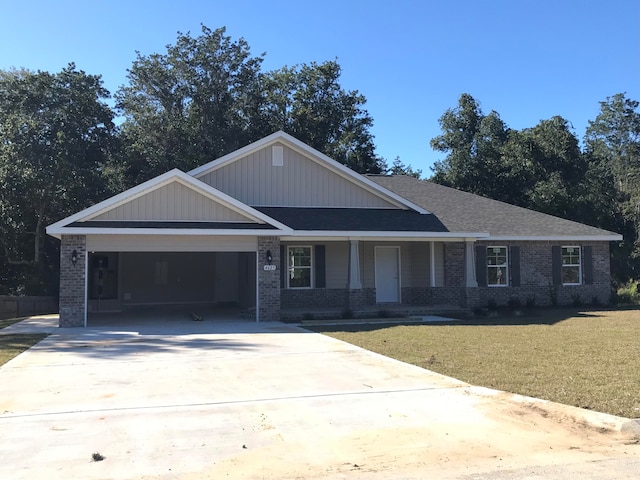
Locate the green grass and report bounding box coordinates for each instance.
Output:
[312,308,640,419]
[0,317,27,329]
[0,334,47,367]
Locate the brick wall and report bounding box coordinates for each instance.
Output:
[59,235,86,327]
[466,241,613,308]
[257,236,281,321]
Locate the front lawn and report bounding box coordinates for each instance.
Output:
[0,334,47,367]
[312,308,640,418]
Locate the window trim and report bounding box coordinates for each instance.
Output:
[286,245,314,289]
[561,245,582,286]
[486,246,508,287]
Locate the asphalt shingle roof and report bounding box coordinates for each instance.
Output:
[254,207,448,232]
[367,175,620,238]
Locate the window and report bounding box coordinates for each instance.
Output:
[487,246,508,286]
[288,246,312,288]
[561,246,581,285]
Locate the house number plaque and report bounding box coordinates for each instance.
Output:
[263,265,277,271]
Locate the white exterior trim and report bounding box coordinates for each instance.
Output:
[53,228,288,237]
[281,231,489,240]
[46,169,294,238]
[485,235,622,241]
[188,131,431,214]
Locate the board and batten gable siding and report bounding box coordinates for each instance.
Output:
[91,181,252,223]
[198,143,399,208]
[86,234,257,252]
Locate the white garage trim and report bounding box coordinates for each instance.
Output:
[86,235,258,252]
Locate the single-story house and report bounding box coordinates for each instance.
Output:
[46,131,622,327]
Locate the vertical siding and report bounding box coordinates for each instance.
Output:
[410,243,429,287]
[91,182,250,222]
[325,242,349,289]
[200,144,398,208]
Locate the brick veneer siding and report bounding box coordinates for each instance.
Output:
[444,243,465,287]
[59,235,87,327]
[466,241,613,308]
[258,236,281,321]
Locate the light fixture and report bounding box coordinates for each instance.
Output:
[71,249,78,265]
[266,250,272,265]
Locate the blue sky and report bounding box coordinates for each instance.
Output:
[1,0,638,175]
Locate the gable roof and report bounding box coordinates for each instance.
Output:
[46,169,293,238]
[368,175,623,241]
[188,131,430,214]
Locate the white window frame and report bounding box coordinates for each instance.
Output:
[487,246,508,287]
[561,246,582,285]
[287,245,313,289]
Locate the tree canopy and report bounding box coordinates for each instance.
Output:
[430,92,638,283]
[116,26,383,186]
[0,64,116,293]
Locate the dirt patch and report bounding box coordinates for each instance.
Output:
[182,395,639,480]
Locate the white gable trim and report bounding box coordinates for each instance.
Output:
[46,169,293,237]
[188,131,430,214]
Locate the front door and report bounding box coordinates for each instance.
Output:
[375,246,400,303]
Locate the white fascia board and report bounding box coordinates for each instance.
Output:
[188,131,431,215]
[280,231,489,241]
[486,235,623,242]
[47,227,291,239]
[46,168,292,234]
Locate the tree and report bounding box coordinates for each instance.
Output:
[116,26,265,185]
[430,93,510,200]
[0,65,115,294]
[585,93,640,280]
[429,96,615,224]
[116,26,383,186]
[261,61,383,173]
[385,156,422,178]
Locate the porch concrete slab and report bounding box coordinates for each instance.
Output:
[0,318,637,479]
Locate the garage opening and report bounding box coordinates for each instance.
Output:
[87,251,256,324]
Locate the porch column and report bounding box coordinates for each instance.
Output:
[257,236,280,322]
[348,240,362,289]
[465,240,478,288]
[59,234,87,327]
[430,241,436,287]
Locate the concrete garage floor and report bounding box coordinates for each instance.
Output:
[0,316,638,479]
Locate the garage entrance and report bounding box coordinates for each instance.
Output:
[87,251,257,324]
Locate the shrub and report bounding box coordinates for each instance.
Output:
[341,308,354,319]
[525,296,536,309]
[615,280,640,304]
[377,309,390,318]
[487,299,498,311]
[302,312,315,321]
[507,297,522,309]
[571,294,583,308]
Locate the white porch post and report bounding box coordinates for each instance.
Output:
[465,240,478,287]
[348,240,362,289]
[429,241,436,287]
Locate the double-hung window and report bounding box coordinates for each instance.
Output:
[487,246,508,286]
[288,246,312,288]
[561,246,581,285]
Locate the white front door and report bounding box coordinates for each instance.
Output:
[375,246,400,303]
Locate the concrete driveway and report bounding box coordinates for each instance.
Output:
[0,316,638,479]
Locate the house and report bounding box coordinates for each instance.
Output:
[46,131,622,327]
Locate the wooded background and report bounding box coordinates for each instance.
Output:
[1,27,637,296]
